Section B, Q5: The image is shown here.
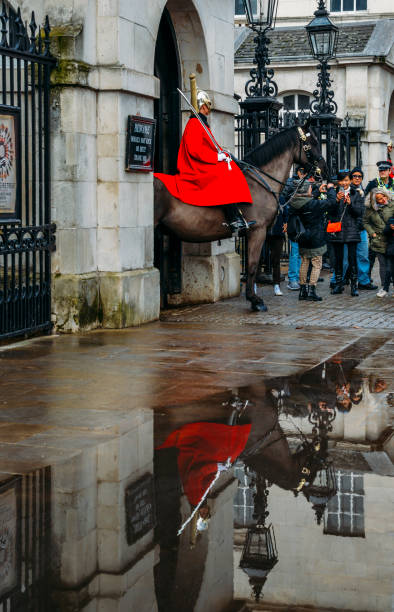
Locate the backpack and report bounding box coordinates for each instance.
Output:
[287,212,307,243]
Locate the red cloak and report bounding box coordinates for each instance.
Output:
[154,117,253,207]
[157,422,251,506]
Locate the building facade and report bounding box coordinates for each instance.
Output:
[4,0,240,335]
[235,0,394,180]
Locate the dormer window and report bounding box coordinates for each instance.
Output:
[331,0,367,11]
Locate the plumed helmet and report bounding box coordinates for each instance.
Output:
[197,89,212,111]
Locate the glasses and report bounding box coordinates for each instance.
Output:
[352,174,362,178]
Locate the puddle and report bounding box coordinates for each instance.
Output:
[0,338,393,611]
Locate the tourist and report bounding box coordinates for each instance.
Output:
[264,206,288,296]
[382,216,394,296]
[363,189,394,297]
[288,182,336,302]
[328,171,364,296]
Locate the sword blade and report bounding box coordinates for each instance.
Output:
[177,88,221,153]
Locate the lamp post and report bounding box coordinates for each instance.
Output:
[242,0,279,101]
[239,474,278,602]
[306,0,339,117]
[305,0,340,178]
[303,404,337,524]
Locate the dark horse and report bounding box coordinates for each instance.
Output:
[154,122,328,311]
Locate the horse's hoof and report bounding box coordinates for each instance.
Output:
[251,302,268,312]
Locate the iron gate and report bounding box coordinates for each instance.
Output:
[0,6,56,340]
[0,468,51,611]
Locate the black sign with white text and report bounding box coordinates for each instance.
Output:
[126,115,156,172]
[125,473,156,545]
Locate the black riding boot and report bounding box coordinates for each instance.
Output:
[299,284,308,300]
[307,285,322,301]
[223,204,256,235]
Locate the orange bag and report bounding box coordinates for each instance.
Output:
[327,221,342,233]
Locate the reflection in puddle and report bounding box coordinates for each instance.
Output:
[0,343,393,612]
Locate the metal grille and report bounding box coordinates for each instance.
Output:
[324,470,365,537]
[0,468,51,611]
[0,6,56,340]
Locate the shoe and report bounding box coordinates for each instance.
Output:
[299,284,308,301]
[287,281,300,290]
[307,285,322,301]
[318,278,325,283]
[332,282,344,295]
[358,283,378,290]
[377,288,388,298]
[351,282,359,297]
[274,284,283,296]
[329,281,336,289]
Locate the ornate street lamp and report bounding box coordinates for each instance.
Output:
[306,0,339,116]
[242,0,279,100]
[239,475,278,602]
[302,404,337,524]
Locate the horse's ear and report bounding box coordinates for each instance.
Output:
[303,118,311,131]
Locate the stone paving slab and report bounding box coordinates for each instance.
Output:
[161,272,394,330]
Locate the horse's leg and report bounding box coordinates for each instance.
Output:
[246,227,268,312]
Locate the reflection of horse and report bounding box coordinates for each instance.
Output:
[154,123,327,311]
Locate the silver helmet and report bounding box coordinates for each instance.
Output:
[197,89,212,111]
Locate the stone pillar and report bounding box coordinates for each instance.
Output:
[50,408,158,612]
[48,3,160,333]
[365,64,392,181]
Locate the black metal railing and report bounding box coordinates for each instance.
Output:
[0,467,51,611]
[0,5,56,340]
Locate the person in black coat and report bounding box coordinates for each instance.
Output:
[288,182,336,301]
[382,216,394,294]
[327,171,364,296]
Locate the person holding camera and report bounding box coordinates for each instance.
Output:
[327,171,364,296]
[288,182,336,301]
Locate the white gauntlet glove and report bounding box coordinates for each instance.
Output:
[217,152,227,162]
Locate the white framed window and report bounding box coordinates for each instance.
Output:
[324,471,365,538]
[235,0,257,17]
[331,0,367,12]
[282,93,311,114]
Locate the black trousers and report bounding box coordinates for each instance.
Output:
[383,255,394,290]
[331,242,358,282]
[266,236,284,284]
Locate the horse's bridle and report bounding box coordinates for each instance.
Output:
[239,126,325,208]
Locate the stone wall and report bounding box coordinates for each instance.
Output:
[15,0,242,331]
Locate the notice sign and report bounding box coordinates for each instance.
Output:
[0,482,19,598]
[126,115,156,172]
[0,106,20,221]
[125,473,156,545]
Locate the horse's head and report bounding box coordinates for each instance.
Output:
[295,122,328,180]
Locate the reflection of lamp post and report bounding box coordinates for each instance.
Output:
[303,404,337,524]
[239,475,278,602]
[306,0,339,117]
[242,0,279,100]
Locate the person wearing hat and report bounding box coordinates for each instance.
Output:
[364,161,394,197]
[350,168,377,290]
[287,181,336,301]
[154,90,255,234]
[363,189,394,297]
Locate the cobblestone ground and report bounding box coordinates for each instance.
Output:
[161,269,394,330]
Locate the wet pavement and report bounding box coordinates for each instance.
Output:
[0,292,393,611]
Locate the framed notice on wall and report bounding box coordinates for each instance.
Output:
[125,473,156,545]
[125,115,156,172]
[0,106,21,222]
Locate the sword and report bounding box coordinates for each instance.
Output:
[177,88,232,170]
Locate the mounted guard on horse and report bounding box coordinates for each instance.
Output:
[154,89,256,235]
[154,82,328,312]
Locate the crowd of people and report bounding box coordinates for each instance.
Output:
[265,143,394,301]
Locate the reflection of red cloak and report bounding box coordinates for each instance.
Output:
[154,117,253,207]
[157,422,251,506]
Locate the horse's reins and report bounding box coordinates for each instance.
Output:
[237,126,323,211]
